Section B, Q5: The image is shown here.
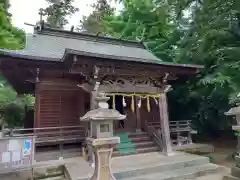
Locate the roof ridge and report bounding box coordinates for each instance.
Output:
[34,22,145,49]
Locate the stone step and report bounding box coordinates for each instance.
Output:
[194,173,226,180]
[39,175,66,180]
[118,163,222,180]
[112,155,209,180]
[231,166,240,178]
[129,136,150,142]
[224,175,240,180]
[113,146,159,157]
[66,153,212,180]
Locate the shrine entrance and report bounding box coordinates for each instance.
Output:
[108,95,137,132]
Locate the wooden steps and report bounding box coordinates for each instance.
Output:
[113,131,160,157]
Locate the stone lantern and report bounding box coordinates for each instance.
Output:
[80,91,126,180]
[225,104,240,179]
[225,104,240,150]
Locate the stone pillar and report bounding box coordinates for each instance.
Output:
[158,93,173,156]
[87,138,120,180]
[88,82,100,166]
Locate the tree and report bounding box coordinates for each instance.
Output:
[80,0,240,136]
[79,0,114,34]
[41,0,79,28]
[0,1,33,130]
[0,0,25,49]
[168,0,240,135]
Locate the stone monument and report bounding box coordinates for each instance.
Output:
[80,91,126,180]
[224,104,240,180]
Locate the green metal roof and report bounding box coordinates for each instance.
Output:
[0,26,203,69]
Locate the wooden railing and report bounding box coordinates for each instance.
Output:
[146,120,197,148]
[5,125,86,146]
[144,121,163,151]
[170,120,197,146]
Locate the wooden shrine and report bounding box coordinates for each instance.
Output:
[0,22,203,155]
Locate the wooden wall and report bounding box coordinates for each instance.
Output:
[140,98,161,129]
[34,79,90,129]
[34,78,160,133]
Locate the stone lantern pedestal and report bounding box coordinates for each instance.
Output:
[224,105,240,179]
[86,137,120,180]
[80,91,126,180]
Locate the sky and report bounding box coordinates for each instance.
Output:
[9,0,97,33]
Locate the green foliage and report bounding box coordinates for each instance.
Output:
[0,81,35,129]
[0,1,25,49]
[0,1,34,129]
[4,101,25,128]
[79,0,114,34]
[80,0,240,136]
[170,0,240,135]
[41,0,79,28]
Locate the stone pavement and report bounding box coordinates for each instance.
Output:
[0,151,230,180]
[65,151,225,180]
[193,167,230,180]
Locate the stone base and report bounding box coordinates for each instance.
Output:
[231,166,240,178]
[236,156,240,167]
[136,129,142,133]
[173,143,214,154]
[224,175,240,180]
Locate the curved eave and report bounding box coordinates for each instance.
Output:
[0,49,60,62]
[0,48,203,74]
[63,49,203,74]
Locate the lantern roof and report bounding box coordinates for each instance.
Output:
[225,105,240,116]
[80,92,126,122]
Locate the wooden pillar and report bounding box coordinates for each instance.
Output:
[34,83,40,129]
[159,93,173,156]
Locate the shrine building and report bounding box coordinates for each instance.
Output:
[0,22,203,156]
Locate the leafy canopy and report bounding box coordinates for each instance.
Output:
[0,0,25,49]
[80,0,240,136]
[41,0,79,28]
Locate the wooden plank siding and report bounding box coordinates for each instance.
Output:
[34,80,89,145]
[140,98,161,129]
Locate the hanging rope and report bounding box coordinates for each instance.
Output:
[131,96,135,112]
[112,95,116,109]
[106,92,161,99]
[106,92,163,112]
[147,96,151,112]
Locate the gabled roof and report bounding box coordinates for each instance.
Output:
[0,24,204,94]
[0,23,204,74]
[0,25,161,64]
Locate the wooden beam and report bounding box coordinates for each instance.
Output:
[99,85,161,94]
[72,55,199,75]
